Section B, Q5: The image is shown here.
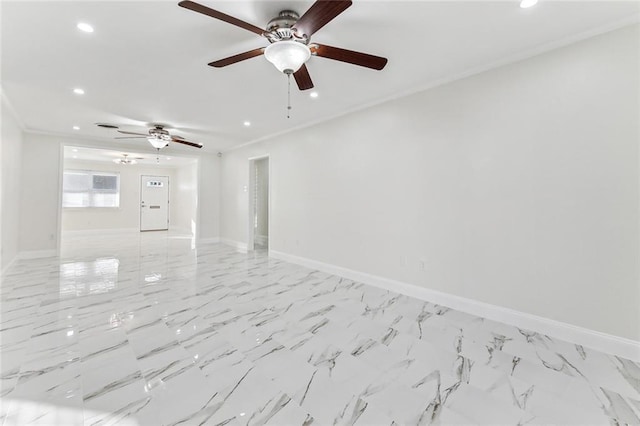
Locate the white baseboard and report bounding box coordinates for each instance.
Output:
[198,237,220,244]
[169,227,194,235]
[1,256,18,276]
[62,228,139,236]
[63,228,197,237]
[270,250,640,362]
[220,238,248,253]
[255,235,268,246]
[17,249,58,260]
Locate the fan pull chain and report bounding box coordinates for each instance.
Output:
[156,148,160,164]
[287,72,292,119]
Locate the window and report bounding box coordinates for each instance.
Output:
[62,170,120,208]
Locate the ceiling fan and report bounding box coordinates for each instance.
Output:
[178,0,388,91]
[113,154,144,165]
[116,124,203,149]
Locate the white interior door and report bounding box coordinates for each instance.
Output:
[140,175,169,231]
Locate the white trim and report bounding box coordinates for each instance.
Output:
[169,226,194,236]
[224,16,640,154]
[254,235,268,246]
[220,238,248,253]
[194,157,202,242]
[62,228,139,236]
[18,249,58,260]
[248,159,256,251]
[247,155,270,252]
[197,237,220,244]
[0,89,27,130]
[57,143,64,255]
[1,256,18,276]
[270,250,640,362]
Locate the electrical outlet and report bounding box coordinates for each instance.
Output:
[419,260,426,271]
[401,256,408,266]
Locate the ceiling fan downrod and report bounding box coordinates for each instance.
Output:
[286,71,292,119]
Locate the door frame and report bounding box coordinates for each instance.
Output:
[247,155,270,252]
[140,174,170,232]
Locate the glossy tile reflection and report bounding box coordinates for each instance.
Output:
[1,231,639,425]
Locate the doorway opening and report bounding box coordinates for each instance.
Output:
[248,156,269,251]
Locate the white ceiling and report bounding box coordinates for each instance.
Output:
[64,145,197,167]
[2,1,638,153]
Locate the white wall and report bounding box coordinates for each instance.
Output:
[173,162,199,234]
[220,25,640,340]
[197,153,221,240]
[18,133,61,254]
[61,159,177,232]
[1,96,24,270]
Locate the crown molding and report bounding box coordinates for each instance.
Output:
[0,88,27,130]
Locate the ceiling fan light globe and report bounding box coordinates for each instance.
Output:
[148,137,168,149]
[264,40,311,74]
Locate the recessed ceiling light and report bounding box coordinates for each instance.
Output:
[72,149,78,152]
[73,126,80,130]
[77,22,94,33]
[72,155,78,159]
[73,88,85,95]
[310,91,319,98]
[520,0,538,8]
[243,121,251,127]
[166,157,171,160]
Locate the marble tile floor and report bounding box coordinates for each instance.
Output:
[1,231,639,425]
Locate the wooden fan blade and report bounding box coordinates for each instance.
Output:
[115,137,147,139]
[311,44,387,70]
[178,1,265,36]
[171,137,203,148]
[117,130,148,136]
[293,64,314,91]
[293,0,352,38]
[208,48,265,68]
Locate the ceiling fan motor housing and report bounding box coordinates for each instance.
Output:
[265,11,307,43]
[115,120,202,148]
[149,126,171,141]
